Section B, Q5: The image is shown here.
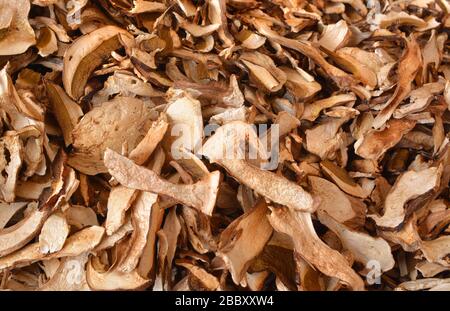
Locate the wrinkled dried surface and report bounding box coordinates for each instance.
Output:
[0,0,449,292]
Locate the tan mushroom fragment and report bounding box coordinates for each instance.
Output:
[68,97,155,175]
[0,0,36,55]
[370,165,443,229]
[62,26,134,100]
[267,206,365,291]
[104,149,220,216]
[201,122,315,212]
[0,226,105,270]
[217,200,273,285]
[39,212,70,254]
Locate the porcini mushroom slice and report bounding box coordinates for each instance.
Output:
[0,134,23,203]
[62,25,133,100]
[163,90,203,155]
[86,258,149,291]
[372,36,422,129]
[201,122,314,212]
[318,212,395,272]
[104,149,220,216]
[0,226,105,270]
[320,160,368,198]
[267,207,364,290]
[370,165,443,229]
[318,20,351,52]
[217,200,273,285]
[46,82,83,147]
[420,236,450,265]
[355,119,416,161]
[68,97,154,175]
[0,203,49,257]
[105,186,138,236]
[117,191,158,273]
[0,0,36,55]
[39,212,70,254]
[309,176,357,224]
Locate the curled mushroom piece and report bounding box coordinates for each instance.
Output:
[201,122,315,212]
[267,206,364,291]
[104,149,220,216]
[63,26,134,100]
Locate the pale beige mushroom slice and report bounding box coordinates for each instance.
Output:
[0,203,50,257]
[163,90,203,156]
[0,134,23,203]
[68,97,155,175]
[0,0,36,55]
[395,278,450,291]
[105,186,138,236]
[309,176,357,223]
[370,165,443,229]
[318,212,395,272]
[0,226,105,270]
[240,51,287,93]
[62,25,134,100]
[39,212,70,254]
[267,206,365,290]
[201,122,315,212]
[217,200,273,285]
[64,205,99,230]
[373,11,428,29]
[318,20,351,52]
[420,235,450,266]
[104,149,220,216]
[86,258,149,291]
[116,191,158,273]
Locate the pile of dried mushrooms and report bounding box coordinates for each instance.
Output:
[0,0,450,291]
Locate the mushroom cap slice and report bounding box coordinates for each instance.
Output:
[62,25,133,100]
[0,204,49,257]
[68,97,155,175]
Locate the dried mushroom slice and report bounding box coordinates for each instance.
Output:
[0,0,36,55]
[62,26,134,100]
[217,200,273,285]
[69,97,155,175]
[39,212,70,254]
[0,202,49,257]
[370,165,443,229]
[104,149,220,216]
[267,206,365,291]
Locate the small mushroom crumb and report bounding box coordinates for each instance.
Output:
[0,0,449,292]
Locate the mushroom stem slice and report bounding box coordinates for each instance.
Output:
[104,149,220,216]
[218,159,315,213]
